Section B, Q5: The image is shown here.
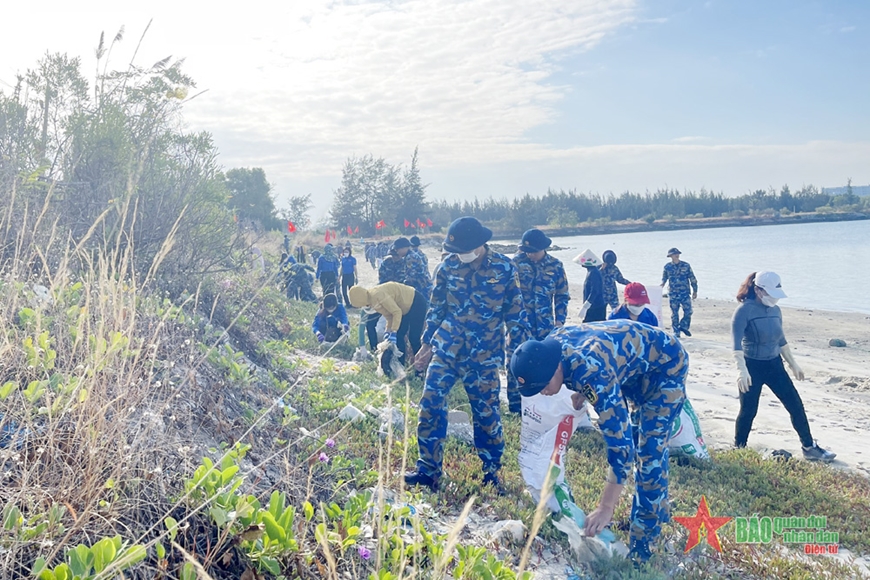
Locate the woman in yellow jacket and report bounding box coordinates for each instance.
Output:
[348,282,428,369]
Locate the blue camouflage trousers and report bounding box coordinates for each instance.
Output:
[416,354,504,479]
[627,367,686,555]
[668,295,693,334]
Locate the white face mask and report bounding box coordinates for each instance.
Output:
[457,250,479,263]
[627,304,645,316]
[761,295,778,307]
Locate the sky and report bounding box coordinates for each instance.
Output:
[1,0,868,222]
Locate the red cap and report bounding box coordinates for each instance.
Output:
[624,282,650,305]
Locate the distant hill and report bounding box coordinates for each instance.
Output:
[823,184,870,196]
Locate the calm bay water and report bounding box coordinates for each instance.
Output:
[545,220,870,314]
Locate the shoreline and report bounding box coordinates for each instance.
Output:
[487,210,869,240]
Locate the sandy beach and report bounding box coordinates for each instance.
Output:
[353,244,870,476]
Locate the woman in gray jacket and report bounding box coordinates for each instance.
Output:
[731,271,835,462]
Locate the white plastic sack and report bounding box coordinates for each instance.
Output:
[375,315,387,342]
[668,399,709,459]
[519,388,592,512]
[645,283,664,328]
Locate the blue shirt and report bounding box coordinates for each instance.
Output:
[311,305,349,334]
[608,304,659,327]
[340,255,357,275]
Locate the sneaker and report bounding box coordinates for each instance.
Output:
[404,470,439,492]
[482,473,506,496]
[802,444,836,463]
[681,328,692,337]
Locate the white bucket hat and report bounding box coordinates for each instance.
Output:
[573,249,601,268]
[755,271,787,299]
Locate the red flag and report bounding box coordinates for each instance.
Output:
[404,218,410,228]
[347,225,353,236]
[427,218,433,227]
[332,230,337,241]
[354,226,359,234]
[410,222,416,228]
[417,218,423,228]
[324,230,330,243]
[287,221,296,233]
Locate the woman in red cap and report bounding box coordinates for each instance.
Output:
[609,282,659,326]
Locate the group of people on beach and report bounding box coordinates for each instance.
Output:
[288,216,835,562]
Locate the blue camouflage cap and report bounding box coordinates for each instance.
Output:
[510,338,562,397]
[443,217,492,253]
[519,229,551,253]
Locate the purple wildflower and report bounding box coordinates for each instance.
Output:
[318,452,329,463]
[357,546,371,560]
[325,438,335,448]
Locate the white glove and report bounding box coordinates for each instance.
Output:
[579,300,592,320]
[780,344,805,381]
[733,351,751,393]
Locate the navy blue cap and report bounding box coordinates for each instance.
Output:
[410,235,421,246]
[443,217,492,253]
[518,229,552,253]
[391,237,411,251]
[510,339,562,397]
[667,247,681,257]
[602,250,617,265]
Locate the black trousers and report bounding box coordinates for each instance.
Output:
[735,356,814,448]
[340,272,355,305]
[319,271,337,298]
[584,305,607,323]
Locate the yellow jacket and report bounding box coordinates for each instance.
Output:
[362,282,417,332]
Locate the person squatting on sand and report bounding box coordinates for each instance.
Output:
[406,217,529,494]
[511,320,688,562]
[609,282,659,326]
[661,247,698,337]
[506,228,570,414]
[731,271,836,462]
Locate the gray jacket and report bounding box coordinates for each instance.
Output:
[731,300,787,361]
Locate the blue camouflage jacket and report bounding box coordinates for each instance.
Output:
[662,261,698,297]
[600,264,630,308]
[403,250,433,299]
[422,247,529,367]
[378,254,406,284]
[411,247,429,269]
[512,252,570,340]
[549,321,688,484]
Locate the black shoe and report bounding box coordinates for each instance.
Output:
[681,328,692,337]
[802,444,836,463]
[404,471,438,492]
[482,473,505,496]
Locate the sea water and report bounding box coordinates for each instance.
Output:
[547,219,870,314]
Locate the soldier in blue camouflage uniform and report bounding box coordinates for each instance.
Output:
[403,245,433,302]
[410,235,429,269]
[600,250,631,312]
[511,320,688,561]
[506,229,570,413]
[661,247,698,337]
[406,217,529,493]
[378,239,407,284]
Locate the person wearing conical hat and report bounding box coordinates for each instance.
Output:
[573,249,606,322]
